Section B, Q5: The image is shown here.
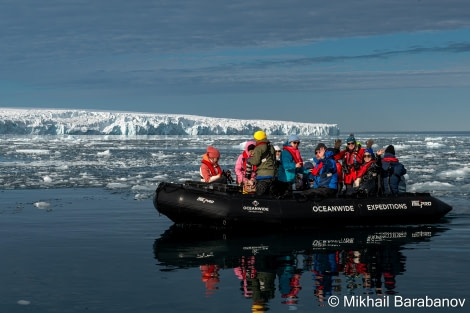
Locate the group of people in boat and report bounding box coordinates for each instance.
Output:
[200,130,407,198]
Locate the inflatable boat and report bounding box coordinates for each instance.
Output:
[153,181,452,227]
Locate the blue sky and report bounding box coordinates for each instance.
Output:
[1,0,470,132]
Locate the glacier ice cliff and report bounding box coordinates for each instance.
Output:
[0,109,340,136]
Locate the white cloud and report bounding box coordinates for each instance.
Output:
[2,0,470,58]
[1,0,470,132]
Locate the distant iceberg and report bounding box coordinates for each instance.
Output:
[0,109,340,136]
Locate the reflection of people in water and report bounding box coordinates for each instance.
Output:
[250,271,276,312]
[367,246,404,295]
[233,255,277,312]
[305,246,405,304]
[277,255,303,308]
[154,225,438,310]
[344,250,369,294]
[200,264,220,296]
[233,256,257,298]
[309,252,339,306]
[231,246,405,308]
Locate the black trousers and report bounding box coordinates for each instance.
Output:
[255,179,274,195]
[302,187,337,199]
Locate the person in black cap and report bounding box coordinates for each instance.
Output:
[316,142,327,151]
[380,145,407,195]
[302,143,338,199]
[333,134,374,195]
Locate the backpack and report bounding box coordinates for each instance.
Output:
[398,175,406,194]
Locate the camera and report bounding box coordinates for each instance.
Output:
[224,170,234,184]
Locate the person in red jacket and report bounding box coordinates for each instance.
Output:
[334,134,373,195]
[327,147,343,196]
[351,146,384,196]
[200,264,220,295]
[200,146,227,183]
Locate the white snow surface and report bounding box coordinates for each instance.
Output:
[0,109,340,136]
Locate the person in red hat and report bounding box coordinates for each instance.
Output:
[200,146,227,183]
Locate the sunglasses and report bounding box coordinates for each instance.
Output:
[292,141,300,145]
[364,154,372,158]
[347,142,355,145]
[315,151,320,154]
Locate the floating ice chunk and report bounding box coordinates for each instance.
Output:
[426,142,445,149]
[410,167,435,174]
[17,300,31,305]
[438,167,470,179]
[106,183,129,189]
[425,137,444,141]
[134,193,150,200]
[15,149,50,155]
[43,175,53,183]
[97,150,111,157]
[131,185,156,192]
[408,181,455,192]
[33,201,51,209]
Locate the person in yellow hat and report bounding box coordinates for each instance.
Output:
[253,130,267,141]
[245,130,277,195]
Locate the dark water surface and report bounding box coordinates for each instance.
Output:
[1,188,468,313]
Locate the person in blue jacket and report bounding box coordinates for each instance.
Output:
[380,145,407,195]
[302,143,338,199]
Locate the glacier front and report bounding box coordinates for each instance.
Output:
[0,109,340,136]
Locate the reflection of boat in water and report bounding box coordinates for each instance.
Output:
[154,181,452,227]
[154,224,445,268]
[154,225,448,306]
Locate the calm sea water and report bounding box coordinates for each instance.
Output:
[1,133,469,312]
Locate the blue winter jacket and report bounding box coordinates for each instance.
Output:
[381,152,407,195]
[312,150,338,190]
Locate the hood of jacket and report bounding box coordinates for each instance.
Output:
[244,140,256,154]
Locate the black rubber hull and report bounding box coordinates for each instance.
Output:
[154,181,452,227]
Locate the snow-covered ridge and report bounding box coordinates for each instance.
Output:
[0,109,340,136]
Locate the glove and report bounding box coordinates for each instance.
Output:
[366,139,374,148]
[243,178,254,186]
[334,139,342,149]
[311,162,323,176]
